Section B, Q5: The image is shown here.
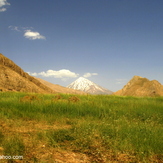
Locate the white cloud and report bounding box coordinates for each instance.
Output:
[0,0,10,7]
[24,30,46,40]
[28,69,79,79]
[8,26,21,32]
[9,26,46,40]
[0,0,10,12]
[83,72,98,78]
[9,26,34,33]
[0,7,6,12]
[116,79,127,84]
[27,72,38,76]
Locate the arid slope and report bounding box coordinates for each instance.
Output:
[114,76,163,97]
[0,53,54,93]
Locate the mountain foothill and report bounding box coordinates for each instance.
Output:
[114,75,163,97]
[0,53,84,94]
[0,53,163,97]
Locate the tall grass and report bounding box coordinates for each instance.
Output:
[0,92,163,162]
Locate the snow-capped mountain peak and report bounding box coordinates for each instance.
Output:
[67,77,113,94]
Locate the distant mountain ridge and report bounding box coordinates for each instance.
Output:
[35,77,86,95]
[114,75,163,97]
[67,77,113,94]
[1,53,163,96]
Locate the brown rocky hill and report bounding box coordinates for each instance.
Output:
[0,53,55,93]
[35,77,86,95]
[114,76,163,97]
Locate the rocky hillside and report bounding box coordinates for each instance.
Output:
[0,53,55,93]
[114,76,163,97]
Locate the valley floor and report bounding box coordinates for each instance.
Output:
[0,92,163,163]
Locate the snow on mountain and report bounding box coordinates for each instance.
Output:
[67,77,113,94]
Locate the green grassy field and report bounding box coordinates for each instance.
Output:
[0,92,163,162]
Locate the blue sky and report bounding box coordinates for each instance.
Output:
[1,0,163,92]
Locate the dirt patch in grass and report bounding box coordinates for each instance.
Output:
[0,119,71,135]
[0,119,90,163]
